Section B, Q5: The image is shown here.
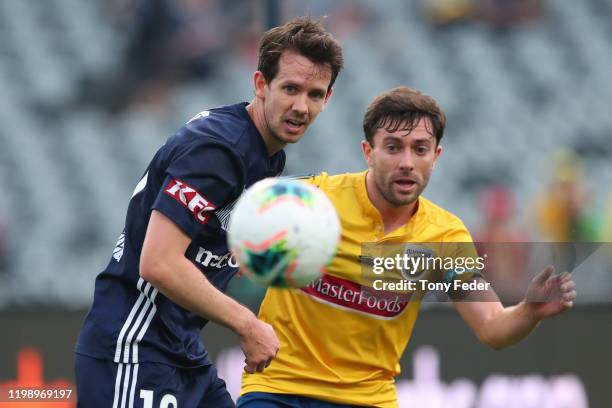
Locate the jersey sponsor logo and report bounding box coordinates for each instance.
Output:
[112,232,126,262]
[301,274,413,319]
[194,247,239,269]
[164,179,216,224]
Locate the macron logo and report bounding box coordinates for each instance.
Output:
[164,179,216,224]
[113,232,125,261]
[187,110,210,124]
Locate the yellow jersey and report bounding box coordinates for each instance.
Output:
[240,171,475,407]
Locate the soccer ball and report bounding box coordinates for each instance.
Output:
[227,178,340,288]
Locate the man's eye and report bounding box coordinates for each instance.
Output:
[386,145,398,152]
[415,146,429,154]
[310,92,324,100]
[285,86,297,94]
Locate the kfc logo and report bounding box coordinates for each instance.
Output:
[164,179,216,224]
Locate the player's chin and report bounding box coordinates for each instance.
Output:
[280,128,307,144]
[391,190,418,207]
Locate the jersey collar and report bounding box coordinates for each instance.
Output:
[356,171,428,240]
[237,102,285,175]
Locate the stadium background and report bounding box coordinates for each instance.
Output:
[0,0,610,407]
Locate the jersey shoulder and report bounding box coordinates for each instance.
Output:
[182,103,285,173]
[418,197,472,240]
[160,103,256,170]
[306,171,364,192]
[180,103,254,151]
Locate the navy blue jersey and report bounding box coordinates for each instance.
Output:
[76,103,285,367]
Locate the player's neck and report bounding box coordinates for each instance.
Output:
[365,171,418,234]
[246,100,284,156]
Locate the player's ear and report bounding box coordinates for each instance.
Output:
[432,145,442,168]
[361,139,373,166]
[253,71,267,99]
[322,88,333,111]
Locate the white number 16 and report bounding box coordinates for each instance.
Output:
[139,389,178,408]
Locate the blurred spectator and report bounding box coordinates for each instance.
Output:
[422,0,476,26]
[218,1,265,65]
[81,0,369,113]
[534,150,598,242]
[80,0,232,113]
[283,0,372,40]
[476,185,526,243]
[474,0,547,28]
[108,0,140,29]
[422,0,547,28]
[475,185,529,302]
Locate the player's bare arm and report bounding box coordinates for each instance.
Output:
[453,265,576,350]
[140,210,279,373]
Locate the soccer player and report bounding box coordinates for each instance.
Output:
[74,17,343,408]
[239,87,577,408]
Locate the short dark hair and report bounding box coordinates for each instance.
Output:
[257,16,344,92]
[363,87,446,145]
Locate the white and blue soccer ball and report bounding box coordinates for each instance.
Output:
[227,178,340,288]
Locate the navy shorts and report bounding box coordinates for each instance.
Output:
[75,354,234,408]
[237,392,361,408]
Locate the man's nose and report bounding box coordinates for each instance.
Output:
[398,151,415,172]
[291,94,308,115]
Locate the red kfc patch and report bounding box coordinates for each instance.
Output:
[164,179,216,224]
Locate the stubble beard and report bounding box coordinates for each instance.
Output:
[375,172,422,208]
[269,119,308,146]
[262,105,286,150]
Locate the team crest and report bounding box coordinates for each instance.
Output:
[400,244,434,280]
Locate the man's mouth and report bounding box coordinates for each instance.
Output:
[285,118,306,133]
[393,178,417,192]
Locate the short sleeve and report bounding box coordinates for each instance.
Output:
[439,224,486,298]
[153,140,243,239]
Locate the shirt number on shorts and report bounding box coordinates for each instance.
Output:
[140,389,178,408]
